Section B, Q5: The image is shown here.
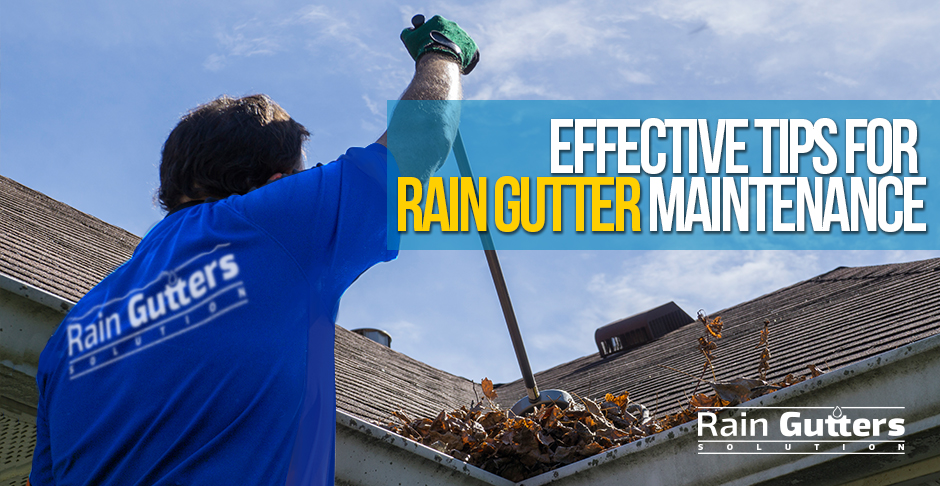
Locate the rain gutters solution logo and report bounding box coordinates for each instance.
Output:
[63,244,248,380]
[697,406,906,455]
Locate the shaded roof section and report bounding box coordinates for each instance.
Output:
[336,326,482,423]
[0,175,139,303]
[494,257,940,415]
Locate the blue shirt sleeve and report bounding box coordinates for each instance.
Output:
[228,144,398,296]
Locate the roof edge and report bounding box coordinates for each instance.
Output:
[0,272,75,314]
[337,331,940,486]
[335,409,514,486]
[521,331,940,486]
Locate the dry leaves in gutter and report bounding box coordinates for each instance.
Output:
[380,315,827,482]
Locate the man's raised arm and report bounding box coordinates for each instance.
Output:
[377,15,479,185]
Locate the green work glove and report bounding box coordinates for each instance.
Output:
[400,14,480,74]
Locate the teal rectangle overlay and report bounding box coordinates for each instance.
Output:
[387,100,938,250]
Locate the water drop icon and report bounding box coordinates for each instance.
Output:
[831,406,843,418]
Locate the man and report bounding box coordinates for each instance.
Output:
[30,15,478,486]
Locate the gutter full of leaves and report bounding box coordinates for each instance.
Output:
[377,312,827,482]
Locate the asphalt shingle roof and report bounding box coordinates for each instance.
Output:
[493,258,940,415]
[335,328,482,423]
[0,175,138,302]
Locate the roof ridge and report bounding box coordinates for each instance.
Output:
[809,257,940,282]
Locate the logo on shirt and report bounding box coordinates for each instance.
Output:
[63,244,249,379]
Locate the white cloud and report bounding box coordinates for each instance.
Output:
[820,71,859,88]
[291,6,373,54]
[203,53,226,72]
[469,75,563,101]
[202,5,392,73]
[441,0,640,99]
[375,319,424,346]
[644,1,786,39]
[584,251,814,318]
[218,31,279,57]
[619,69,654,85]
[362,94,383,117]
[296,4,334,23]
[638,0,940,98]
[421,0,940,100]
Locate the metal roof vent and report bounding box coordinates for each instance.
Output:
[595,302,693,358]
[351,328,392,348]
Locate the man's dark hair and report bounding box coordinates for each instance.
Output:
[158,94,310,211]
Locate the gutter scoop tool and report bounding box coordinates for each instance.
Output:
[451,130,574,416]
[409,12,572,416]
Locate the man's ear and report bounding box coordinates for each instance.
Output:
[267,173,286,183]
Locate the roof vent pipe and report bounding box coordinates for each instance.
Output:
[351,328,392,348]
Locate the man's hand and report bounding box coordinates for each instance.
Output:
[378,14,478,185]
[400,15,480,75]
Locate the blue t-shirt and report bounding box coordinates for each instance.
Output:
[31,144,397,486]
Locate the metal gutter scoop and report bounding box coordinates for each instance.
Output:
[406,13,572,415]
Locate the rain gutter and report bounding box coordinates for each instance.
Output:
[336,331,940,486]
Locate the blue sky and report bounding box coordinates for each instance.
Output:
[3,1,940,384]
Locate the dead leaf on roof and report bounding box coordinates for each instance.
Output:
[604,391,630,410]
[709,378,768,405]
[757,321,770,348]
[808,364,825,377]
[482,377,498,400]
[777,373,806,387]
[698,337,718,357]
[580,396,602,417]
[688,393,722,411]
[705,316,724,338]
[391,410,412,424]
[757,322,771,380]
